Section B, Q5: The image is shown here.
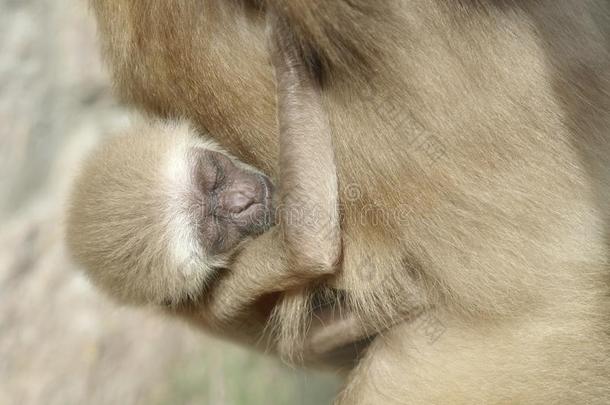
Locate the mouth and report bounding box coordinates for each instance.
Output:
[248,174,275,231]
[258,174,274,213]
[230,174,275,234]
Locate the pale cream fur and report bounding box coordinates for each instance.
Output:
[69,0,610,403]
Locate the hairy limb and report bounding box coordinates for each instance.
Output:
[188,18,344,338]
[270,14,342,275]
[337,308,610,404]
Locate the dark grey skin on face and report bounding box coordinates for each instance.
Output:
[189,148,275,255]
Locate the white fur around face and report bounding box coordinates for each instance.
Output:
[158,121,235,285]
[159,122,210,281]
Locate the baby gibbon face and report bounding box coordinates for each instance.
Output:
[66,121,275,306]
[189,147,274,255]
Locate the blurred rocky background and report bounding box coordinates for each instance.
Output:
[0,0,338,403]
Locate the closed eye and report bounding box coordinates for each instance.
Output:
[213,166,225,191]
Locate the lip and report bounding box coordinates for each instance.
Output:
[258,174,274,208]
[230,175,275,233]
[258,174,275,224]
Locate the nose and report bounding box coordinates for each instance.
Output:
[223,189,256,214]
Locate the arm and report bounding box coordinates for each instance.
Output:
[271,14,342,274]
